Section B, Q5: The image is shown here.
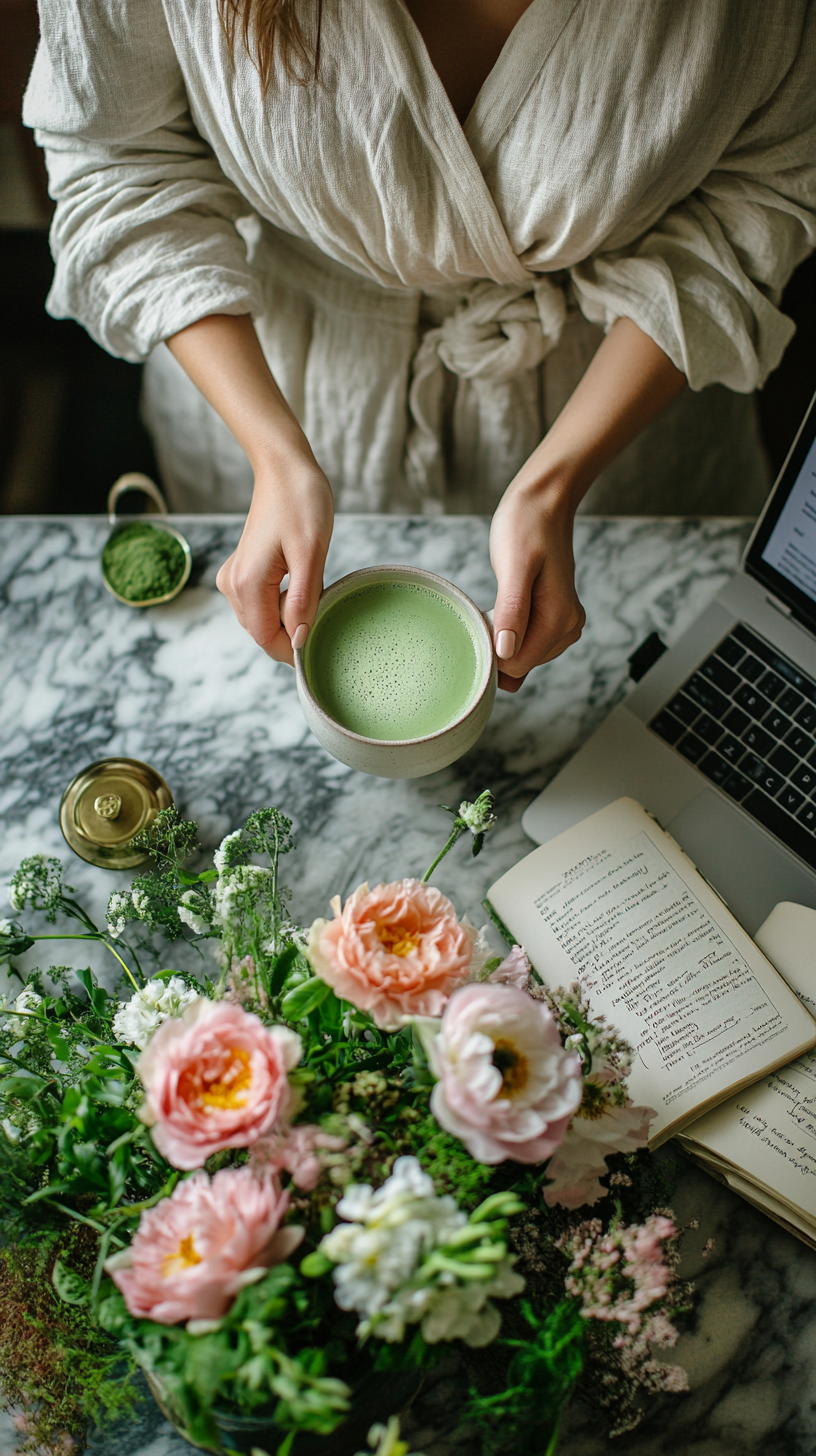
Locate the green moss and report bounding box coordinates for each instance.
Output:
[102,523,186,603]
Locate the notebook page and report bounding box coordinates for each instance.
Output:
[487,799,816,1142]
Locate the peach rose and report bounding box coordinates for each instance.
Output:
[306,879,476,1030]
[424,983,583,1164]
[106,1166,301,1324]
[136,998,301,1169]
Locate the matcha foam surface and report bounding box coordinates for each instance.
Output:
[305,581,481,740]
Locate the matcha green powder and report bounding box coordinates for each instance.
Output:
[102,523,186,603]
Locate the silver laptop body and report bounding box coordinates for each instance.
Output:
[522,393,816,936]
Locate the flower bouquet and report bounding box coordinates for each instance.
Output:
[0,795,693,1456]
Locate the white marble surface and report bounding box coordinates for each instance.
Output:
[3,513,815,1456]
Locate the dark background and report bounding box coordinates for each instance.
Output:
[1,0,814,516]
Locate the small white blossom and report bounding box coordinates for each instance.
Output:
[355,1416,426,1456]
[7,988,43,1038]
[1,1118,20,1143]
[0,918,12,936]
[112,976,201,1050]
[177,890,210,936]
[131,888,150,917]
[106,891,130,939]
[458,792,497,837]
[213,829,243,874]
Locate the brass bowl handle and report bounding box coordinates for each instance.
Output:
[107,473,169,526]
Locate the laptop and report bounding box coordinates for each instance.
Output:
[521,391,816,936]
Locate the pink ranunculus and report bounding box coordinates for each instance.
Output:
[425,983,584,1164]
[306,879,476,1030]
[486,945,532,989]
[543,1099,655,1210]
[136,998,302,1169]
[106,1166,301,1324]
[249,1123,348,1191]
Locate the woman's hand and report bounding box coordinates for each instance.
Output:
[216,457,333,664]
[167,313,334,661]
[490,479,585,692]
[490,317,686,690]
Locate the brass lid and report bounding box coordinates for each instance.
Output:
[59,758,173,869]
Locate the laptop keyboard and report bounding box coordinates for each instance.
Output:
[649,623,816,871]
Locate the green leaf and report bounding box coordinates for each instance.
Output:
[268,943,300,998]
[108,1144,130,1206]
[300,1250,333,1279]
[52,1257,91,1306]
[0,933,35,957]
[0,1073,49,1102]
[46,1023,71,1063]
[281,976,330,1020]
[27,1128,56,1165]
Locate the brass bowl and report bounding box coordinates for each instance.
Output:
[101,473,192,608]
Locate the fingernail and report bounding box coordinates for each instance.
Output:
[495,629,516,661]
[291,623,309,650]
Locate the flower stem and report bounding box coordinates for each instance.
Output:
[422,824,465,884]
[31,932,141,991]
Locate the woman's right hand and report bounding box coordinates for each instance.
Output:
[166,313,334,663]
[216,456,334,664]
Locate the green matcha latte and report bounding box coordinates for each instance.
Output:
[303,581,481,741]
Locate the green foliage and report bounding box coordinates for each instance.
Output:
[408,1114,495,1209]
[0,1231,140,1454]
[98,1264,355,1451]
[465,1300,585,1456]
[110,807,208,942]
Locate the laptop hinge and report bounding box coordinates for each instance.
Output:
[766,593,793,620]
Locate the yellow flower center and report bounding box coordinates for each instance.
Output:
[576,1081,607,1120]
[377,923,420,957]
[491,1037,529,1097]
[161,1232,202,1278]
[199,1047,252,1110]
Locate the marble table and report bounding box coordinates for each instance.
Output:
[2,513,815,1456]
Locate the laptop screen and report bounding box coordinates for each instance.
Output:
[745,393,816,634]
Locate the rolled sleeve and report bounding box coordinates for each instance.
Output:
[23,0,261,362]
[569,12,816,393]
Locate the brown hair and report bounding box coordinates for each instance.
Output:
[218,0,322,89]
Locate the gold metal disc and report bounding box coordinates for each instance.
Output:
[59,758,173,869]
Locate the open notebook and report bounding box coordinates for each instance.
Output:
[486,799,816,1165]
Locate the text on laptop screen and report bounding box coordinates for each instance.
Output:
[761,434,816,603]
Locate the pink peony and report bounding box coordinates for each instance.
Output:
[424,983,583,1164]
[485,945,531,989]
[136,998,302,1169]
[543,1099,655,1209]
[306,879,476,1030]
[106,1166,301,1324]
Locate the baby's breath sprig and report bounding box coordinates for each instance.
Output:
[422,790,497,884]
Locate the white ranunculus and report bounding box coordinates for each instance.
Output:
[112,976,201,1050]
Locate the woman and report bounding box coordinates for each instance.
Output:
[24,1,816,690]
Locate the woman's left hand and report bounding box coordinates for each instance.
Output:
[489,478,585,692]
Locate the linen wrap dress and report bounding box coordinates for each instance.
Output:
[23,0,816,515]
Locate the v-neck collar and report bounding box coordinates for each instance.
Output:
[464,0,584,156]
[367,0,583,284]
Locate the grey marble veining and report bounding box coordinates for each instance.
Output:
[3,513,814,1456]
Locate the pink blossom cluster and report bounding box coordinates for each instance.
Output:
[558,1214,678,1335]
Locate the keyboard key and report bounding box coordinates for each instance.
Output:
[785,726,815,758]
[733,623,770,658]
[779,687,805,717]
[686,673,729,719]
[722,768,751,801]
[677,733,707,764]
[695,714,723,746]
[770,743,797,777]
[798,802,816,832]
[702,656,740,695]
[733,625,816,700]
[651,711,685,745]
[791,762,816,795]
[699,752,731,786]
[666,692,700,727]
[777,784,805,815]
[741,754,784,797]
[734,683,771,717]
[715,637,745,668]
[743,789,816,871]
[763,707,793,739]
[757,670,785,701]
[797,703,816,732]
[723,705,750,736]
[741,723,774,757]
[719,734,744,763]
[739,654,765,684]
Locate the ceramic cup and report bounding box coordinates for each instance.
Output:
[294,565,497,779]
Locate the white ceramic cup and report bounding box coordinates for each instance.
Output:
[294,565,497,779]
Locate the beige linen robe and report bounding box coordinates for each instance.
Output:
[23,0,816,514]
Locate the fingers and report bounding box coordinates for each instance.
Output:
[216,546,291,660]
[489,491,585,693]
[280,535,327,659]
